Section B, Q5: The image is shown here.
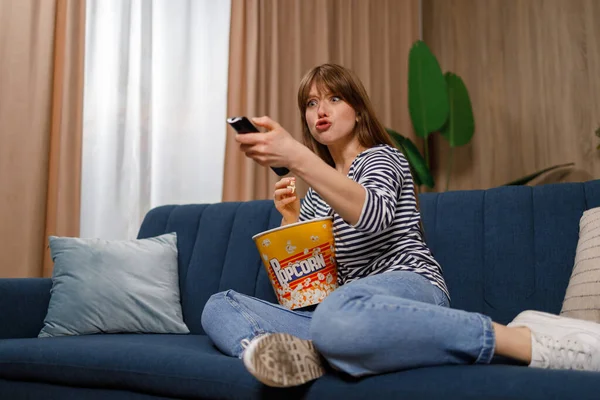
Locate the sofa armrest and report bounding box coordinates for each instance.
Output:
[0,278,52,339]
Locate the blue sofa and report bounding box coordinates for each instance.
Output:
[1,180,600,399]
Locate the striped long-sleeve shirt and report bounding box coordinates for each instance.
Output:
[299,144,450,301]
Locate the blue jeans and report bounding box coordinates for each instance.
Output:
[201,271,495,377]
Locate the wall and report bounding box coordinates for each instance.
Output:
[423,0,600,190]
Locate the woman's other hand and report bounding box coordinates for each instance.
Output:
[274,177,299,225]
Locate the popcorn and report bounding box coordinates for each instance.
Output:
[277,285,291,296]
[261,239,271,247]
[280,280,338,309]
[287,179,296,194]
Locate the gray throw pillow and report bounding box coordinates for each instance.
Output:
[39,233,190,337]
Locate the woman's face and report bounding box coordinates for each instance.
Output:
[305,83,357,146]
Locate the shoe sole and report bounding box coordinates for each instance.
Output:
[243,333,325,387]
[509,310,600,337]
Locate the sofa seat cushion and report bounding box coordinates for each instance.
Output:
[1,334,600,400]
[306,363,600,400]
[0,334,271,399]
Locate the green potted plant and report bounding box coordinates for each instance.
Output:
[387,40,475,192]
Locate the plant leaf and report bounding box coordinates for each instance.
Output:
[440,72,475,147]
[503,163,575,186]
[386,128,435,188]
[408,40,449,138]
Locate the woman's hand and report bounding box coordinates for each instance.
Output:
[235,116,303,170]
[274,177,300,225]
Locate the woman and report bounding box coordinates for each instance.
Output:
[201,63,600,388]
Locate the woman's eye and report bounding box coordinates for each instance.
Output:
[331,96,341,102]
[307,99,317,107]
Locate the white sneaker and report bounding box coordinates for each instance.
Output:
[241,333,325,387]
[507,310,600,371]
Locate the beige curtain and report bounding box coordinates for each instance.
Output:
[223,0,420,201]
[0,0,85,278]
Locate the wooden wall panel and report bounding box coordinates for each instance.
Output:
[423,0,600,191]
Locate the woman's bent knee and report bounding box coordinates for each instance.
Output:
[311,292,366,356]
[310,289,383,377]
[201,290,235,337]
[201,290,253,357]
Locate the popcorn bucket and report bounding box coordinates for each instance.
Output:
[252,217,338,310]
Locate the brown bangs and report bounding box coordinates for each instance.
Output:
[297,66,361,115]
[296,64,394,167]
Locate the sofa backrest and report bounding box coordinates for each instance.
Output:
[419,180,600,325]
[137,180,600,334]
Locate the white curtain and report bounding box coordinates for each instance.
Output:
[81,0,231,240]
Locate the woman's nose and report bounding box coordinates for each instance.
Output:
[317,103,329,118]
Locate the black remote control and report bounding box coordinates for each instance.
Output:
[226,116,290,176]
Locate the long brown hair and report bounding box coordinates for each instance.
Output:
[297,64,427,237]
[297,63,394,167]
